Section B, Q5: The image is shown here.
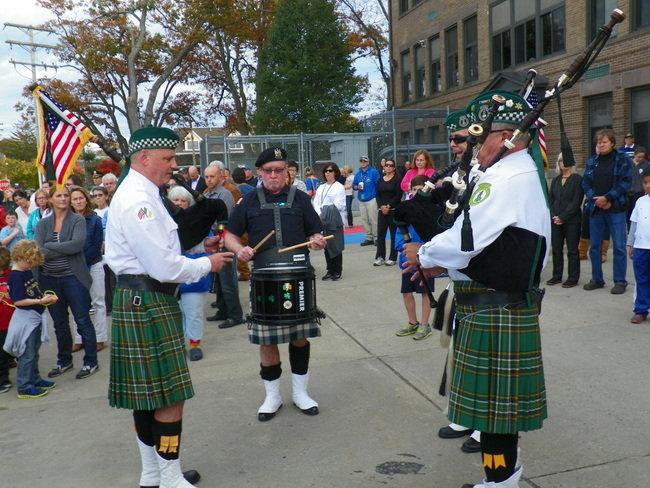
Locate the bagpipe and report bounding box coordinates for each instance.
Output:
[393,8,624,332]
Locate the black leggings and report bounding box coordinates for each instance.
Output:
[375,211,397,261]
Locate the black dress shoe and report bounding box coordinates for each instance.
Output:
[330,273,341,281]
[359,240,374,246]
[546,277,562,285]
[322,273,332,281]
[438,425,472,439]
[206,313,227,322]
[258,404,282,422]
[294,403,319,416]
[562,280,578,288]
[218,318,243,329]
[461,484,476,488]
[140,470,201,488]
[461,437,481,453]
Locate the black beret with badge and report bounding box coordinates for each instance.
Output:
[256,147,288,167]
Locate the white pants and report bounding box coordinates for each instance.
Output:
[179,292,206,342]
[75,261,108,343]
[359,199,378,240]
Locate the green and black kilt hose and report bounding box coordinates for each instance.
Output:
[448,281,547,434]
[249,321,321,345]
[109,288,194,410]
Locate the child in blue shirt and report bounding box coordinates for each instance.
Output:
[394,176,435,340]
[2,240,58,398]
[0,211,25,252]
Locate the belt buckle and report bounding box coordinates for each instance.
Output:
[132,295,142,307]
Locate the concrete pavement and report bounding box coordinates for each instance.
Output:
[0,243,648,488]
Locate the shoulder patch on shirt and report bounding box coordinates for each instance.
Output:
[136,206,155,221]
[469,183,492,207]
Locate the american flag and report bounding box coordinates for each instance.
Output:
[33,86,94,187]
[525,89,549,168]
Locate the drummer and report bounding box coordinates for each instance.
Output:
[224,148,327,422]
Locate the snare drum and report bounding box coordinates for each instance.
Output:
[248,264,323,326]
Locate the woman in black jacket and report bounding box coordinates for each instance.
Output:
[374,159,402,266]
[547,153,584,287]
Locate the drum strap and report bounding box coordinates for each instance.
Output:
[257,185,297,248]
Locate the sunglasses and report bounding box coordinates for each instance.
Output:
[324,169,334,173]
[91,194,105,198]
[449,135,468,144]
[384,163,395,167]
[260,167,287,175]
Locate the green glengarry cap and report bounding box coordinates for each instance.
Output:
[128,126,179,156]
[445,110,473,131]
[467,89,531,127]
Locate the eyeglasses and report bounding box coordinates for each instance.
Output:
[449,136,468,144]
[324,169,334,173]
[384,163,395,167]
[260,167,287,175]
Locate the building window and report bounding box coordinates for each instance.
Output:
[634,0,650,29]
[589,0,618,40]
[542,5,565,56]
[414,44,426,99]
[491,0,565,72]
[399,0,409,15]
[491,0,512,72]
[184,140,200,151]
[401,131,411,145]
[429,125,441,144]
[415,128,424,144]
[401,50,412,103]
[464,15,479,82]
[632,87,650,149]
[429,35,442,94]
[587,94,612,154]
[445,25,459,89]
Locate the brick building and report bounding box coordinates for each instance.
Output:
[389,0,650,167]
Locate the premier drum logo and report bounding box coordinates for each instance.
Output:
[298,281,305,312]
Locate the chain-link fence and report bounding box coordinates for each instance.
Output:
[198,107,460,173]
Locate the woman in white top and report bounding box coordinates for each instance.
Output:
[12,190,31,234]
[313,163,347,280]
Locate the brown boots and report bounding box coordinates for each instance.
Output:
[578,239,610,262]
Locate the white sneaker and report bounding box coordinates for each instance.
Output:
[373,258,385,266]
[385,260,396,266]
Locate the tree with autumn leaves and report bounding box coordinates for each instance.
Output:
[30,0,386,156]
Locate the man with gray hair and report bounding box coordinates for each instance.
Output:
[204,163,244,327]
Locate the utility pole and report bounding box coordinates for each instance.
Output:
[4,23,58,83]
[4,23,57,184]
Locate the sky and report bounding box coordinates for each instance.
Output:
[0,1,386,140]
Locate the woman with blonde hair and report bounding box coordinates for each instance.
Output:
[400,150,436,192]
[342,165,355,226]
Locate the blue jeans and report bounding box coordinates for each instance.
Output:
[16,325,43,391]
[40,274,97,368]
[633,248,650,315]
[215,259,243,320]
[588,211,628,285]
[179,292,206,341]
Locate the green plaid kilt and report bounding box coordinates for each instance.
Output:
[448,281,547,434]
[248,320,321,345]
[109,288,194,410]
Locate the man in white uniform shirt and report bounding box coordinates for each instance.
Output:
[405,90,551,488]
[105,126,233,488]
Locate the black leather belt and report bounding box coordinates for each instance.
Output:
[116,274,179,297]
[455,290,526,307]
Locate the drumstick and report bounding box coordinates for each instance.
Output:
[252,230,276,252]
[278,235,334,253]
